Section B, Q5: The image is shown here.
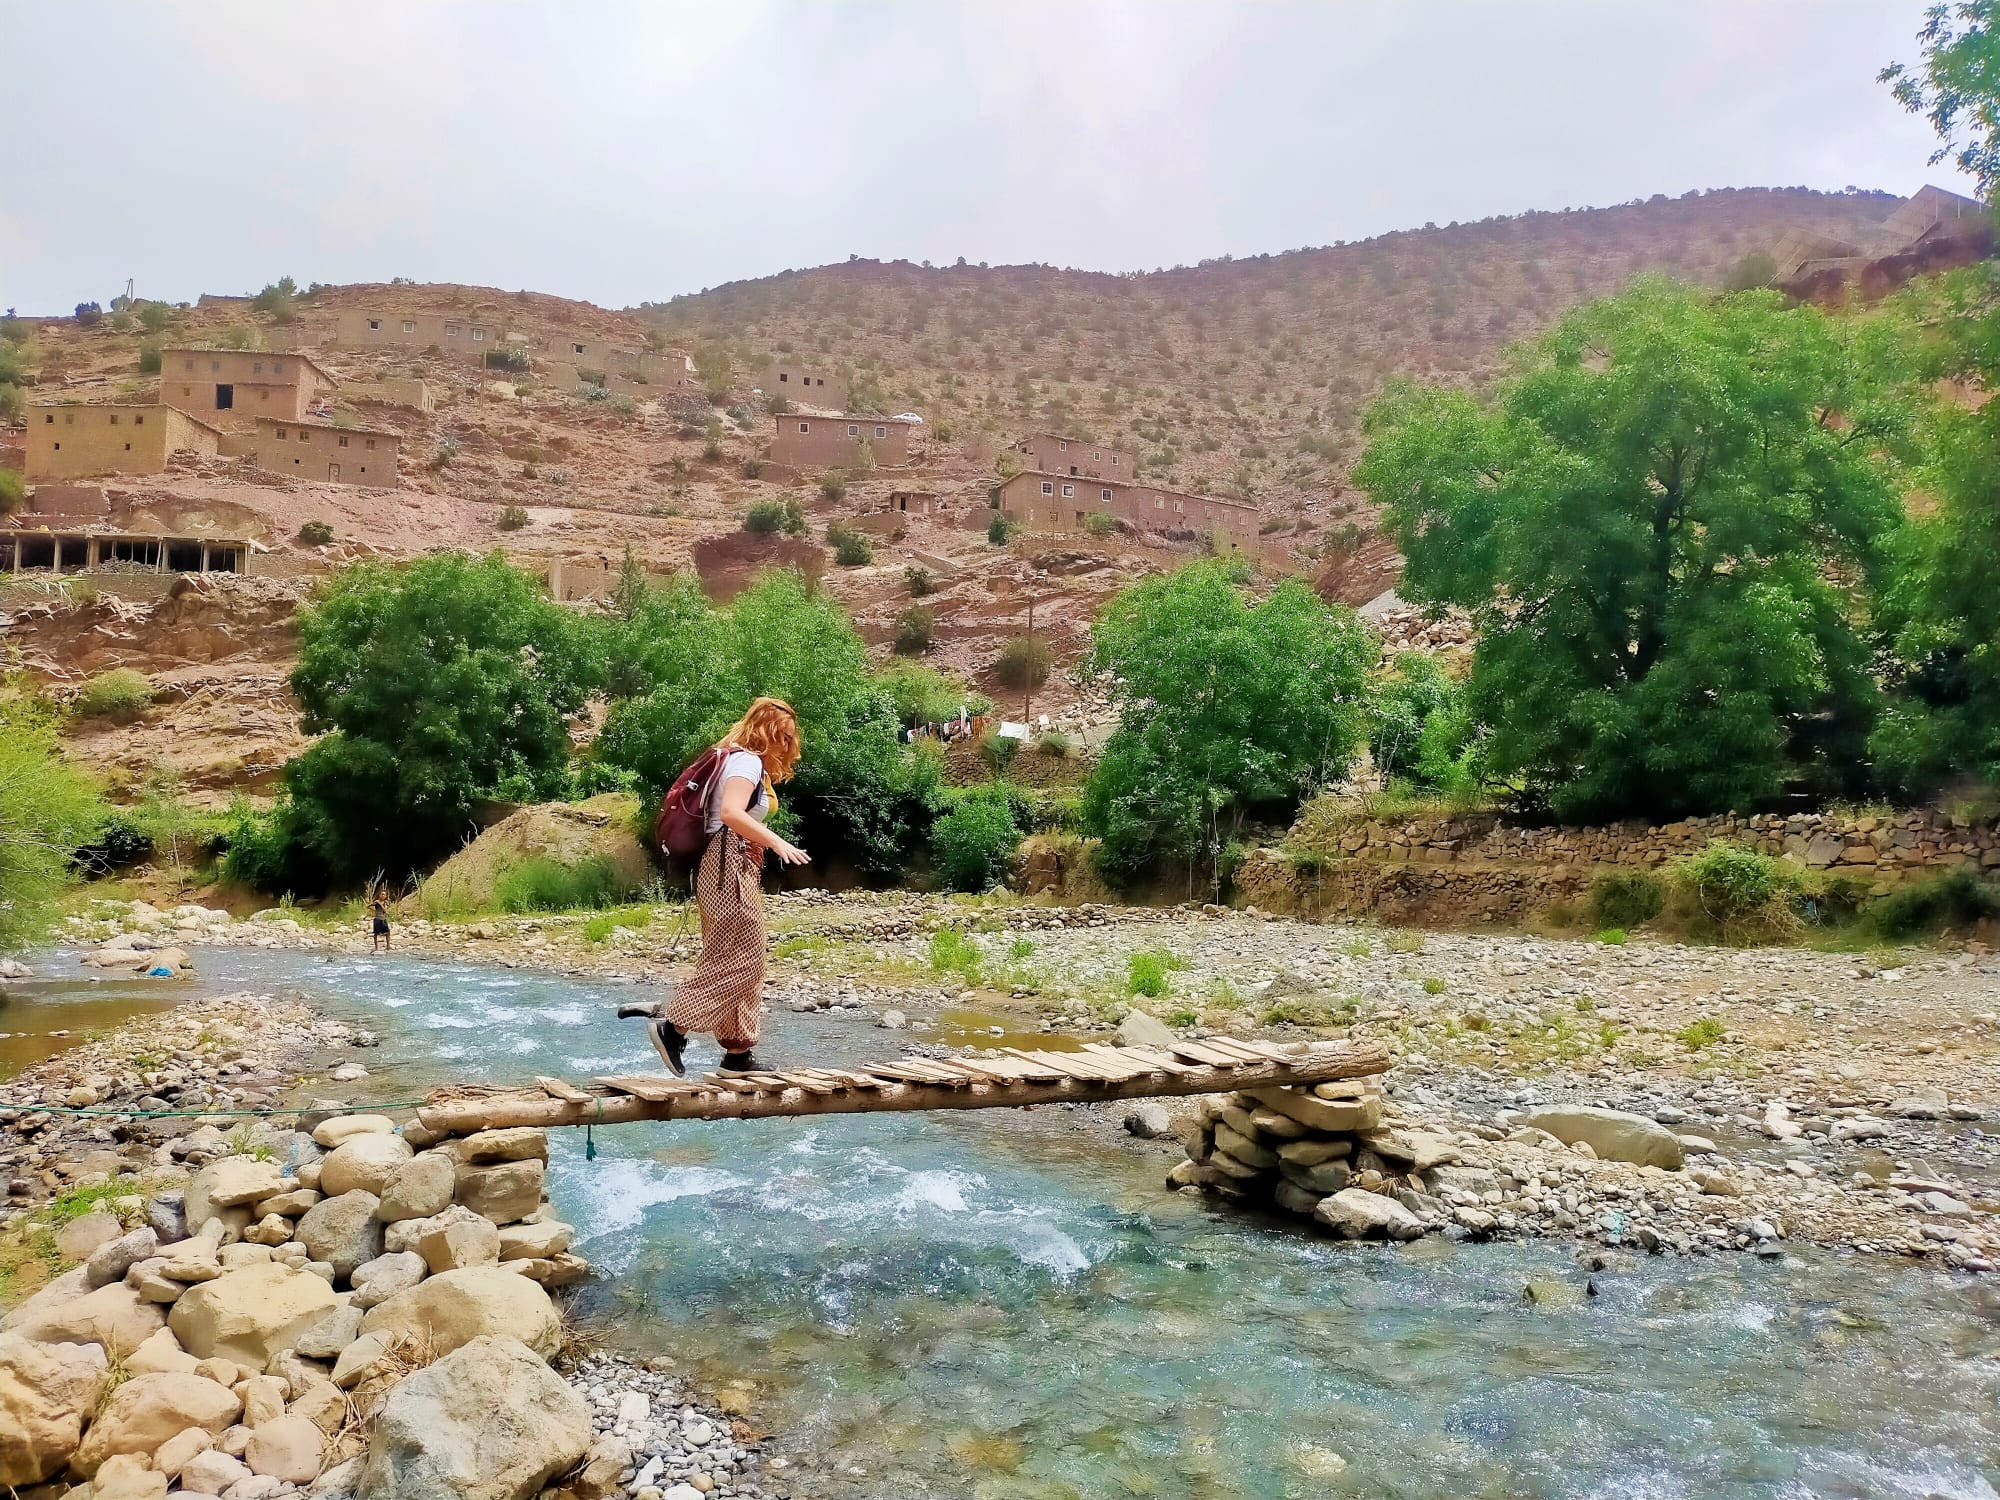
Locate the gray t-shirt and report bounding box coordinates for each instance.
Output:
[705,749,770,834]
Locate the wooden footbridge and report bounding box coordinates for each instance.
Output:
[416,1037,1390,1137]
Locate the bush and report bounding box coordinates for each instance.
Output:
[1127,948,1184,997]
[1588,870,1666,930]
[741,458,764,480]
[1666,841,1806,940]
[980,730,1019,774]
[987,513,1014,545]
[1036,730,1072,757]
[218,797,330,897]
[0,470,27,516]
[827,523,872,566]
[72,813,153,875]
[905,566,935,597]
[820,471,848,502]
[138,301,172,333]
[138,341,162,374]
[1867,869,2000,940]
[744,500,785,534]
[430,440,459,470]
[993,635,1051,690]
[1,694,111,947]
[893,605,935,655]
[1083,511,1118,537]
[928,927,983,981]
[494,855,623,913]
[297,520,335,546]
[929,789,1020,891]
[75,668,152,721]
[496,505,530,532]
[484,347,531,373]
[878,663,985,726]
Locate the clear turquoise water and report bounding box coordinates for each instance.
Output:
[18,949,2000,1498]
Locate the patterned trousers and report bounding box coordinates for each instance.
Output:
[666,831,765,1052]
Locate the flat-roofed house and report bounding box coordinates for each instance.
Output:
[770,414,915,469]
[1012,433,1131,480]
[333,310,502,360]
[26,404,223,479]
[760,362,848,411]
[251,417,400,486]
[994,469,1263,550]
[161,348,337,426]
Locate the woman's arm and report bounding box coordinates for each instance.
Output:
[717,776,809,866]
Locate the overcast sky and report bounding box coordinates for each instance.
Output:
[0,1,1977,315]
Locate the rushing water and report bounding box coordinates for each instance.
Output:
[16,948,2000,1498]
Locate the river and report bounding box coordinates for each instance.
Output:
[11,947,1999,1498]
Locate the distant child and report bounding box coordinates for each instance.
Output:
[370,885,391,952]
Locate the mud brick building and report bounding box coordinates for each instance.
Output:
[995,469,1262,548]
[760,362,848,410]
[771,414,914,468]
[25,403,222,479]
[1012,433,1133,480]
[161,348,337,427]
[251,417,400,486]
[334,310,502,360]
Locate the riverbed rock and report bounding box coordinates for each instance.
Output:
[351,1251,428,1308]
[181,1446,253,1494]
[125,1327,201,1376]
[155,1425,215,1477]
[0,1333,109,1485]
[147,1192,189,1246]
[1513,1107,1684,1171]
[168,1263,339,1372]
[319,1136,414,1197]
[1281,1158,1353,1195]
[359,1267,561,1359]
[1123,1102,1172,1139]
[1314,1188,1425,1241]
[355,1335,591,1500]
[311,1115,396,1149]
[1247,1086,1383,1134]
[186,1159,287,1227]
[84,1451,169,1499]
[55,1211,125,1264]
[72,1371,243,1476]
[442,1128,549,1166]
[376,1153,457,1223]
[297,1191,384,1280]
[1277,1136,1352,1167]
[294,1304,365,1360]
[1212,1123,1280,1170]
[454,1160,545,1225]
[495,1221,572,1262]
[1115,1008,1177,1049]
[415,1211,501,1274]
[4,1278,165,1358]
[85,1227,160,1290]
[245,1413,327,1482]
[255,1188,323,1218]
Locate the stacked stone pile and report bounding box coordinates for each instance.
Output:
[0,1124,591,1499]
[1169,1079,1465,1240]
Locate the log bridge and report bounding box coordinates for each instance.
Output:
[415,1036,1390,1137]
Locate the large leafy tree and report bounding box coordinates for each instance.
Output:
[1355,279,1909,820]
[1082,561,1373,890]
[1875,4,2000,794]
[284,552,596,880]
[596,571,941,881]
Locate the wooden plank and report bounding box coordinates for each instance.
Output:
[1170,1041,1241,1067]
[537,1076,593,1103]
[996,1049,1080,1081]
[1013,1049,1107,1082]
[596,1075,694,1103]
[1087,1045,1198,1077]
[867,1063,955,1084]
[948,1055,1035,1083]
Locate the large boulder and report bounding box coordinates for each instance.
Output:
[168,1263,338,1372]
[359,1267,561,1360]
[1514,1106,1685,1170]
[376,1153,457,1223]
[413,1209,501,1274]
[1246,1086,1383,1134]
[496,1221,573,1262]
[55,1211,125,1263]
[356,1335,591,1500]
[83,1451,168,1499]
[71,1371,242,1477]
[454,1160,545,1225]
[297,1191,385,1280]
[313,1115,397,1150]
[185,1158,286,1229]
[351,1251,428,1310]
[320,1135,414,1197]
[246,1413,327,1482]
[4,1277,165,1357]
[441,1129,548,1167]
[1314,1188,1425,1241]
[0,1334,109,1485]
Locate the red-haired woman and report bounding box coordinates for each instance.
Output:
[643,697,808,1073]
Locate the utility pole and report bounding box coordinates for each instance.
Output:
[1023,594,1035,725]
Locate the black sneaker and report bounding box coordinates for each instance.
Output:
[649,1019,688,1076]
[720,1050,760,1072]
[616,1002,654,1020]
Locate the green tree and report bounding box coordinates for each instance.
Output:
[0,691,108,951]
[1082,561,1373,890]
[283,552,596,881]
[1367,653,1484,798]
[1355,280,1908,819]
[1874,6,2000,792]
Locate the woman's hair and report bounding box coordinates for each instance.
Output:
[722,696,801,783]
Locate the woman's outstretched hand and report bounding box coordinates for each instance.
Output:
[772,838,811,867]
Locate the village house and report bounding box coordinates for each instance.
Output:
[886,488,939,516]
[25,403,223,480]
[1012,433,1132,480]
[251,417,400,486]
[771,414,915,469]
[161,347,337,426]
[760,362,848,411]
[995,469,1263,549]
[333,310,501,360]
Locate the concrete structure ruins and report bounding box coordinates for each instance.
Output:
[251,417,400,486]
[25,404,223,480]
[160,347,338,428]
[1012,433,1133,480]
[760,361,847,410]
[770,413,915,469]
[995,467,1263,550]
[0,525,249,575]
[1773,184,1993,301]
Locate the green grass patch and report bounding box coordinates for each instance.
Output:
[1674,1017,1727,1051]
[1594,927,1628,945]
[583,905,655,943]
[494,855,624,914]
[1126,948,1186,998]
[1420,976,1446,994]
[929,928,983,983]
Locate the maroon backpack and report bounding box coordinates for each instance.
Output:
[655,746,727,863]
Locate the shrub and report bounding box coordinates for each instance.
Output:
[993,635,1051,690]
[702,438,723,462]
[1671,841,1796,924]
[1083,511,1118,538]
[744,500,785,534]
[1035,730,1072,758]
[987,513,1014,545]
[1867,869,2000,940]
[494,855,625,912]
[0,696,111,947]
[742,458,764,479]
[820,471,848,502]
[76,668,152,722]
[484,347,531,373]
[929,790,1020,891]
[0,470,26,516]
[137,341,162,374]
[1127,948,1184,997]
[496,505,530,532]
[297,520,335,546]
[429,440,459,470]
[1588,870,1666,930]
[981,730,1019,773]
[827,523,872,566]
[893,605,935,655]
[72,813,153,874]
[928,927,983,981]
[905,566,935,597]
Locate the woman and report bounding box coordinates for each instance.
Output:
[645,697,808,1074]
[369,884,391,953]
